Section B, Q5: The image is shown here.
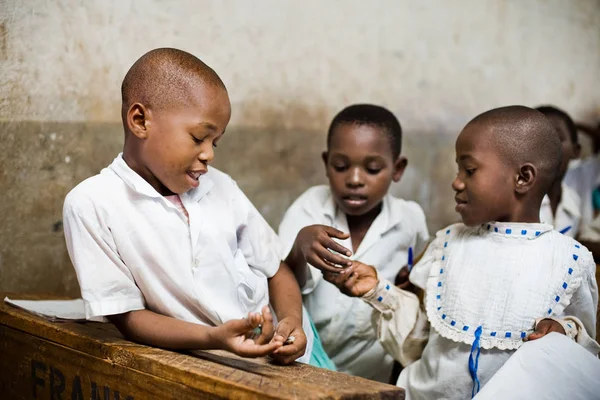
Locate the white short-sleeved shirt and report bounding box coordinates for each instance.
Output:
[539,184,582,238]
[278,185,429,382]
[63,154,283,325]
[363,222,599,399]
[565,154,600,226]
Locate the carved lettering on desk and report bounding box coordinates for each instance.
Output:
[31,360,134,400]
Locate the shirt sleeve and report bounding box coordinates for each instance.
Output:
[550,248,600,356]
[230,180,283,279]
[411,202,431,256]
[579,215,600,242]
[63,194,145,321]
[361,277,429,366]
[277,190,324,294]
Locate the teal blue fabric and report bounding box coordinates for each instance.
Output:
[593,187,600,212]
[308,315,337,370]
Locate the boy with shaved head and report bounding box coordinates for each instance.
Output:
[63,48,308,364]
[324,106,599,398]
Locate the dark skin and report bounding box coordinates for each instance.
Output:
[327,121,566,341]
[452,121,541,226]
[576,122,600,154]
[545,114,580,216]
[285,123,406,287]
[113,80,306,364]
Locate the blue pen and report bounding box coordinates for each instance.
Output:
[407,247,414,272]
[559,226,572,235]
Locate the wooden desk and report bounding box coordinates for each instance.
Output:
[0,296,403,399]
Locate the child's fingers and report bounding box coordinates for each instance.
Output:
[323,226,350,240]
[525,319,564,342]
[344,272,359,289]
[524,332,541,342]
[271,341,302,362]
[235,339,282,358]
[309,251,350,273]
[314,246,352,269]
[322,270,345,287]
[255,306,274,345]
[322,237,353,258]
[524,324,548,342]
[272,331,307,364]
[272,321,293,344]
[226,313,261,335]
[394,266,410,286]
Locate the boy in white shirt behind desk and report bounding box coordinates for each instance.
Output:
[63,48,309,364]
[279,104,429,382]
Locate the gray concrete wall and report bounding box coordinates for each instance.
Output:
[1,0,599,295]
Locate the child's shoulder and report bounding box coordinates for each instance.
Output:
[286,185,332,211]
[64,167,122,213]
[553,231,596,275]
[385,195,429,233]
[427,223,468,245]
[203,166,236,192]
[387,195,426,216]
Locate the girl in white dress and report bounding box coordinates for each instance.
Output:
[324,105,599,399]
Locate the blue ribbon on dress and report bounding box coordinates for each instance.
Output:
[469,325,483,398]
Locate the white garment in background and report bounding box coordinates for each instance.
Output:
[539,184,581,238]
[362,222,599,400]
[63,154,313,362]
[278,185,429,382]
[565,153,600,226]
[474,332,600,400]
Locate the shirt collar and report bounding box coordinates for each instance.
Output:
[109,153,213,202]
[480,221,553,239]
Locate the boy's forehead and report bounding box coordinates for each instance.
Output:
[161,82,230,113]
[330,123,389,149]
[456,122,494,151]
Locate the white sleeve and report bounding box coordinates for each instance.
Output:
[551,249,600,355]
[278,191,324,294]
[230,180,283,279]
[411,203,431,256]
[579,215,600,242]
[362,278,429,366]
[277,191,321,258]
[63,194,145,321]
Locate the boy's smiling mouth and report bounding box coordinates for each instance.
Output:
[186,169,207,187]
[342,193,368,207]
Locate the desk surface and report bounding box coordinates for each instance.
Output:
[0,294,403,399]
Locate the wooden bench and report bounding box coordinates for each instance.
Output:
[0,295,403,399]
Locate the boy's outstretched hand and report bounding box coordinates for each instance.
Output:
[524,318,566,342]
[270,316,308,365]
[292,225,353,273]
[211,305,283,358]
[323,260,378,297]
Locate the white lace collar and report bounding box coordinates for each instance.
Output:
[425,222,585,350]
